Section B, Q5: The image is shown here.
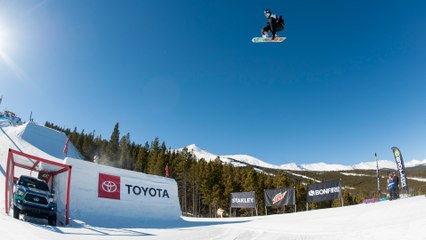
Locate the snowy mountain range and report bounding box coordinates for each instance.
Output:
[177,144,426,171]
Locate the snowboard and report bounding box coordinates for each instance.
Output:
[252,36,286,43]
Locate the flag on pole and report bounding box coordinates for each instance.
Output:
[63,138,70,156]
[375,153,381,193]
[391,147,408,191]
[165,163,170,177]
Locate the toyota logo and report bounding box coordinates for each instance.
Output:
[102,181,118,193]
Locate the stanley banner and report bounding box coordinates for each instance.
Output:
[264,188,296,207]
[391,147,408,191]
[230,191,256,208]
[307,179,341,203]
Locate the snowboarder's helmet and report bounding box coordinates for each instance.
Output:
[264,9,272,18]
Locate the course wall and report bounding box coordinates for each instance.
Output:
[54,158,181,226]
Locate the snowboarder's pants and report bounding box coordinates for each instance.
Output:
[262,23,284,35]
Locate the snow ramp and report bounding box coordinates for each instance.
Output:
[55,157,181,227]
[21,122,81,159]
[1,122,182,227]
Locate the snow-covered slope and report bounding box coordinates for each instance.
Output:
[300,162,353,171]
[0,193,425,239]
[352,160,397,170]
[177,144,426,171]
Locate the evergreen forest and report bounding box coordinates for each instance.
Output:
[45,121,365,217]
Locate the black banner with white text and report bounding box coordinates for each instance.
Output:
[391,147,408,191]
[230,191,256,208]
[307,179,341,203]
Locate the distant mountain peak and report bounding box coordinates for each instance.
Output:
[175,144,426,172]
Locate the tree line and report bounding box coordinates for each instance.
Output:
[45,121,360,217]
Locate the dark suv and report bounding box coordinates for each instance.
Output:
[13,175,57,226]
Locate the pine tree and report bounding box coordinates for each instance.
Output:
[134,142,149,172]
[107,123,120,167]
[70,127,78,148]
[82,131,94,161]
[128,142,138,170]
[76,129,85,154]
[295,183,307,211]
[273,171,288,188]
[146,137,160,174]
[119,133,131,169]
[188,158,200,216]
[243,168,257,192]
[152,142,167,175]
[256,173,267,215]
[223,164,236,212]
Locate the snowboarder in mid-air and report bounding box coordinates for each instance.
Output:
[261,9,285,40]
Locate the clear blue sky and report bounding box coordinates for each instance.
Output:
[1,0,426,165]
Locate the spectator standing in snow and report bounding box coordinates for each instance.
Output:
[392,172,400,199]
[387,173,396,200]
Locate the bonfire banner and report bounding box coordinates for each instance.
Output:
[264,188,296,206]
[230,191,256,208]
[307,179,341,203]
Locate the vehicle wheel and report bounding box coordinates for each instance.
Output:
[48,215,56,226]
[13,205,20,219]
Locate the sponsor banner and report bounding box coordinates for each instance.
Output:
[98,173,120,200]
[98,173,172,203]
[230,191,256,209]
[264,188,295,206]
[121,176,171,203]
[391,147,408,191]
[307,179,341,203]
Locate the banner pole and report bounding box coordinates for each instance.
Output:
[264,189,267,216]
[340,178,344,207]
[375,153,381,195]
[294,187,297,213]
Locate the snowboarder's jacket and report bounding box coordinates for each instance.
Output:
[393,174,399,186]
[268,14,284,34]
[387,178,395,190]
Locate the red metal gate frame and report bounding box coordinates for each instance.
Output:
[4,149,72,225]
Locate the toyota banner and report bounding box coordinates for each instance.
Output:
[307,179,341,203]
[98,173,172,203]
[230,191,256,209]
[264,188,295,206]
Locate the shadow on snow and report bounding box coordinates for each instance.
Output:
[28,217,249,237]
